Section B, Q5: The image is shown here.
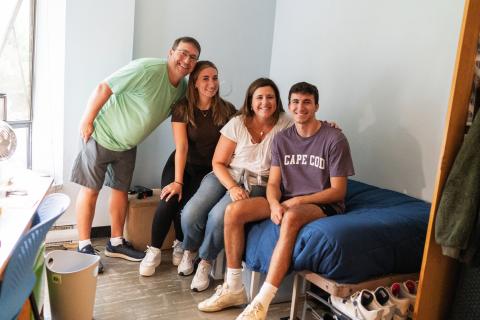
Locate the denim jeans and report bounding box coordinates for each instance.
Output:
[181,172,266,261]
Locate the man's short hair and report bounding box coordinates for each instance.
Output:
[288,82,319,105]
[172,36,201,56]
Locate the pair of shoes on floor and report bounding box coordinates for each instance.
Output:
[389,280,417,319]
[330,289,386,320]
[139,240,184,276]
[78,239,145,273]
[198,282,266,319]
[198,282,248,312]
[177,250,212,292]
[77,244,104,274]
[330,281,418,320]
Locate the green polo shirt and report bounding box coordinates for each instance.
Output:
[92,58,187,151]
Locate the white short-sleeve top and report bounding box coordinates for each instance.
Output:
[219,113,293,188]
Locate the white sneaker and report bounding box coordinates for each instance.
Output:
[330,290,384,320]
[139,246,161,276]
[235,301,267,320]
[198,282,248,312]
[389,281,417,318]
[191,260,212,292]
[384,284,410,320]
[172,240,183,266]
[177,250,197,276]
[372,287,396,320]
[400,280,417,298]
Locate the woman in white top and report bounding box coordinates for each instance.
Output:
[178,78,293,292]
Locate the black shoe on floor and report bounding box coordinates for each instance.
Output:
[77,244,104,273]
[105,239,145,262]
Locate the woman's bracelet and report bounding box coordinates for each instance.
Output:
[173,181,183,186]
[228,185,238,191]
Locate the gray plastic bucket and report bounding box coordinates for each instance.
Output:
[46,250,100,320]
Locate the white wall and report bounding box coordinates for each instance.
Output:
[55,0,276,226]
[59,0,135,226]
[51,0,464,227]
[131,0,277,188]
[270,0,465,200]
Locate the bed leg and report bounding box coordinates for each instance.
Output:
[249,271,261,302]
[289,273,304,320]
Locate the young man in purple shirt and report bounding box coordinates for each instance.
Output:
[198,82,355,320]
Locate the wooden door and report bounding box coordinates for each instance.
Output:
[416,0,480,319]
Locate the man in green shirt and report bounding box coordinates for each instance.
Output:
[71,37,201,272]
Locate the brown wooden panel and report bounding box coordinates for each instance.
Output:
[300,271,418,298]
[416,0,480,319]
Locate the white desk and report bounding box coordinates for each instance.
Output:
[0,170,53,277]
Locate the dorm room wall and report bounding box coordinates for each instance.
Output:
[55,0,276,227]
[59,0,136,227]
[130,0,277,189]
[269,0,465,201]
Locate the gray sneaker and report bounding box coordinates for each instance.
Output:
[105,239,145,262]
[78,244,104,273]
[198,282,248,312]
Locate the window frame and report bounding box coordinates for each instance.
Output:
[1,0,36,169]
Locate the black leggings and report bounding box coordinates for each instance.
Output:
[150,151,211,248]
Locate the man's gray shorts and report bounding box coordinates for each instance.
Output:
[71,138,136,192]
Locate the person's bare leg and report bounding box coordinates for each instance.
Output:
[224,197,271,268]
[76,186,100,240]
[109,188,128,238]
[266,204,327,287]
[197,197,272,312]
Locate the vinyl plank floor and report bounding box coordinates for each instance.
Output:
[45,239,294,320]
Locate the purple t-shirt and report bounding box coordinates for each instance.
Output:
[271,121,355,212]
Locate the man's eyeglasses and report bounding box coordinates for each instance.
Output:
[175,49,198,62]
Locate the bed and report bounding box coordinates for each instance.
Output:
[244,179,430,283]
[243,180,430,318]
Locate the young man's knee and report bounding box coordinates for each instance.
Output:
[80,186,100,197]
[281,210,304,231]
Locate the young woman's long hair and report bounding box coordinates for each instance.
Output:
[237,77,284,124]
[175,60,234,127]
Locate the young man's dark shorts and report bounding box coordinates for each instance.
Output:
[317,203,341,216]
[71,138,136,192]
[281,196,342,217]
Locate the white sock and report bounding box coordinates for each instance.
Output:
[226,267,243,291]
[78,239,92,250]
[110,236,123,246]
[253,282,278,309]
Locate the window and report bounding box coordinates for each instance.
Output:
[0,0,36,168]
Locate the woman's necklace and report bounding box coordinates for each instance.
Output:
[248,120,271,143]
[198,108,210,117]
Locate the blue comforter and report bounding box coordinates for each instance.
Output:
[244,180,430,283]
